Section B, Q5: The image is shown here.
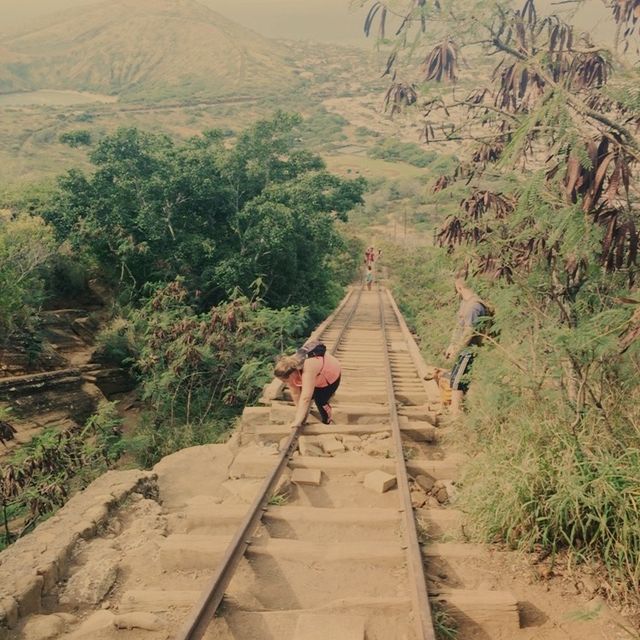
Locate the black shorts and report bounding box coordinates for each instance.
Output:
[313,376,341,424]
[450,350,475,392]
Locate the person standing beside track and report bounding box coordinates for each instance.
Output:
[444,277,490,416]
[365,265,374,291]
[365,246,375,266]
[274,343,342,428]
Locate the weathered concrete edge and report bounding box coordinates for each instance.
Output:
[0,468,157,636]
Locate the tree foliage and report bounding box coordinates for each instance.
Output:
[359,0,640,605]
[358,0,639,282]
[124,279,308,466]
[0,402,122,547]
[41,113,365,318]
[0,112,366,543]
[0,213,54,341]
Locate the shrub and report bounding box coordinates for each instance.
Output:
[369,139,437,167]
[124,280,308,466]
[0,213,55,340]
[0,401,123,547]
[59,130,92,147]
[387,240,640,606]
[94,318,136,367]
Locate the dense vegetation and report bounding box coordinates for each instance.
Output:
[0,402,123,549]
[359,0,640,609]
[42,113,364,318]
[0,214,54,338]
[0,113,364,544]
[368,138,437,168]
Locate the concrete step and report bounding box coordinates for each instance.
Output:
[184,503,402,541]
[161,532,496,575]
[160,535,406,572]
[119,589,200,612]
[333,391,388,404]
[118,588,519,640]
[244,422,436,443]
[214,599,415,640]
[294,614,365,640]
[430,589,521,634]
[393,391,428,405]
[229,450,462,480]
[270,403,391,425]
[119,588,519,639]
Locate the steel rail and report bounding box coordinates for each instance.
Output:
[174,285,364,640]
[377,285,436,640]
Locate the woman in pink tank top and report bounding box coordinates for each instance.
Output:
[274,351,341,427]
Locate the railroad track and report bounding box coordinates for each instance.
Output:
[175,285,436,640]
[163,286,519,640]
[3,286,522,640]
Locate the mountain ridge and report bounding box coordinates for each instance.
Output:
[0,0,299,101]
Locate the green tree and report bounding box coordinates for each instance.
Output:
[125,279,308,466]
[59,130,92,147]
[0,214,55,340]
[41,114,365,317]
[358,0,640,604]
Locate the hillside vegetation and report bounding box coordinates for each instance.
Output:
[0,0,299,101]
[356,0,640,614]
[0,113,365,546]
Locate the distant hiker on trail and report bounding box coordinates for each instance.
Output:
[444,277,490,416]
[274,341,341,428]
[365,246,375,266]
[365,265,374,291]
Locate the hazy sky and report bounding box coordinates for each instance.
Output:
[0,0,367,45]
[0,0,614,46]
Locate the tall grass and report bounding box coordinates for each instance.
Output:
[461,356,640,604]
[385,241,640,607]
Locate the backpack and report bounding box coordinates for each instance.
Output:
[296,340,327,359]
[473,299,499,342]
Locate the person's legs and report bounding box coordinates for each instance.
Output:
[450,389,464,416]
[312,377,341,424]
[449,351,474,416]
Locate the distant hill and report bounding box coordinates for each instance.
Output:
[0,0,299,101]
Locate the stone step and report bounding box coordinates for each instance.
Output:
[229,450,462,480]
[268,403,438,426]
[184,503,402,540]
[430,589,521,633]
[160,536,406,572]
[296,456,461,480]
[270,403,391,425]
[245,422,436,443]
[416,508,464,539]
[0,367,84,394]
